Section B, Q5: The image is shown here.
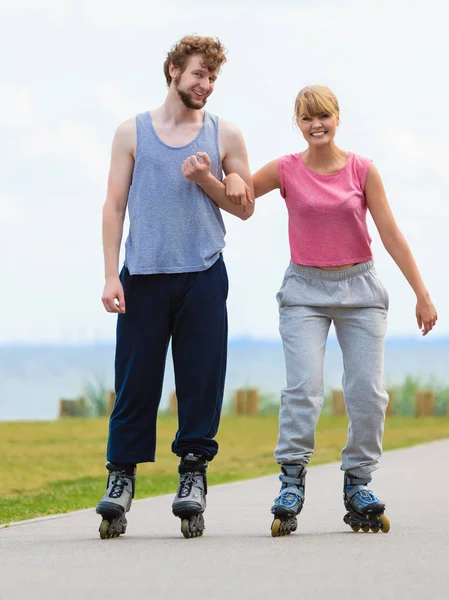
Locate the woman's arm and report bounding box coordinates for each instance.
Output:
[365,163,438,335]
[224,159,281,202]
[253,160,281,198]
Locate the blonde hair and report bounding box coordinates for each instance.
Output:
[294,86,339,125]
[164,35,227,86]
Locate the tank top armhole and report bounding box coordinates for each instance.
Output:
[135,112,152,158]
[134,114,141,163]
[212,113,223,182]
[353,154,373,194]
[277,156,287,198]
[360,158,373,193]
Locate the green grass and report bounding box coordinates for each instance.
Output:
[1,414,449,525]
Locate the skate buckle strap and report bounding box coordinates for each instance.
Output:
[346,484,374,501]
[279,474,304,486]
[179,455,208,474]
[275,484,305,506]
[346,475,370,486]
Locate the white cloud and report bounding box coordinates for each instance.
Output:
[0,84,34,128]
[385,129,449,183]
[82,0,301,26]
[18,120,109,180]
[0,192,25,226]
[94,83,136,122]
[0,85,109,183]
[0,0,71,21]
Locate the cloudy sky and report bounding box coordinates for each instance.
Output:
[2,0,448,344]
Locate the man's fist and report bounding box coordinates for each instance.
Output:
[182,152,211,184]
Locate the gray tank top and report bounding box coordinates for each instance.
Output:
[124,111,226,274]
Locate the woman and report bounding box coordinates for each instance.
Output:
[224,85,437,536]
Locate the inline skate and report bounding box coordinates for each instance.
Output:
[271,464,306,537]
[96,462,136,539]
[172,453,207,538]
[343,472,390,533]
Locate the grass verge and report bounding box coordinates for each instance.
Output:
[1,415,448,524]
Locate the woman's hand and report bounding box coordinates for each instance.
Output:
[224,173,253,209]
[416,296,438,335]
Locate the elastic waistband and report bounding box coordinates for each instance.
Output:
[289,260,375,281]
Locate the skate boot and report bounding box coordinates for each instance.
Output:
[343,472,390,533]
[172,453,207,539]
[96,462,136,539]
[271,464,306,537]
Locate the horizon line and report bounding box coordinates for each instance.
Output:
[1,334,449,348]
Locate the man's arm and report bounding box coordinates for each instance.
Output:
[225,159,281,200]
[182,120,254,220]
[101,119,135,313]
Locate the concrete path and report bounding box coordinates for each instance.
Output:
[1,440,449,600]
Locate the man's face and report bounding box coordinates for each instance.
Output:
[173,55,218,110]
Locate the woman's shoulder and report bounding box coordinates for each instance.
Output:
[349,151,373,170]
[275,154,302,198]
[348,152,373,188]
[277,152,302,173]
[278,152,301,163]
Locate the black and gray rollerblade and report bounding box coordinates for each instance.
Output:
[172,453,207,539]
[343,472,390,533]
[271,464,306,537]
[96,462,136,539]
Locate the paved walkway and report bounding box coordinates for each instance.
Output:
[1,440,448,600]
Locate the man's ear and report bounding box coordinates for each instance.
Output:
[169,61,179,83]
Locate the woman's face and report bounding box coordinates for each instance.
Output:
[297,110,339,146]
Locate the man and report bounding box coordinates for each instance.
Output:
[96,35,254,539]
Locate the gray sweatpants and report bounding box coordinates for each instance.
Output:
[274,260,389,480]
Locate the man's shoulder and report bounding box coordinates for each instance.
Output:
[216,116,242,138]
[216,117,246,155]
[116,116,137,135]
[112,117,138,151]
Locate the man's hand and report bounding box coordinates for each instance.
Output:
[224,173,253,213]
[102,276,126,313]
[182,152,211,184]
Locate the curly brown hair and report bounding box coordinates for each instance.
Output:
[163,35,227,86]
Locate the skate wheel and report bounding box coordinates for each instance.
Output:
[99,520,110,540]
[271,517,296,537]
[351,524,360,532]
[371,525,380,533]
[361,525,370,533]
[181,517,204,539]
[271,518,282,537]
[181,519,191,538]
[379,514,390,533]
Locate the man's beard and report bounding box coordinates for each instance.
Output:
[176,83,207,110]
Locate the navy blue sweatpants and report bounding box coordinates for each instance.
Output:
[107,255,228,464]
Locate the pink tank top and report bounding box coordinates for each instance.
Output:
[277,152,373,266]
